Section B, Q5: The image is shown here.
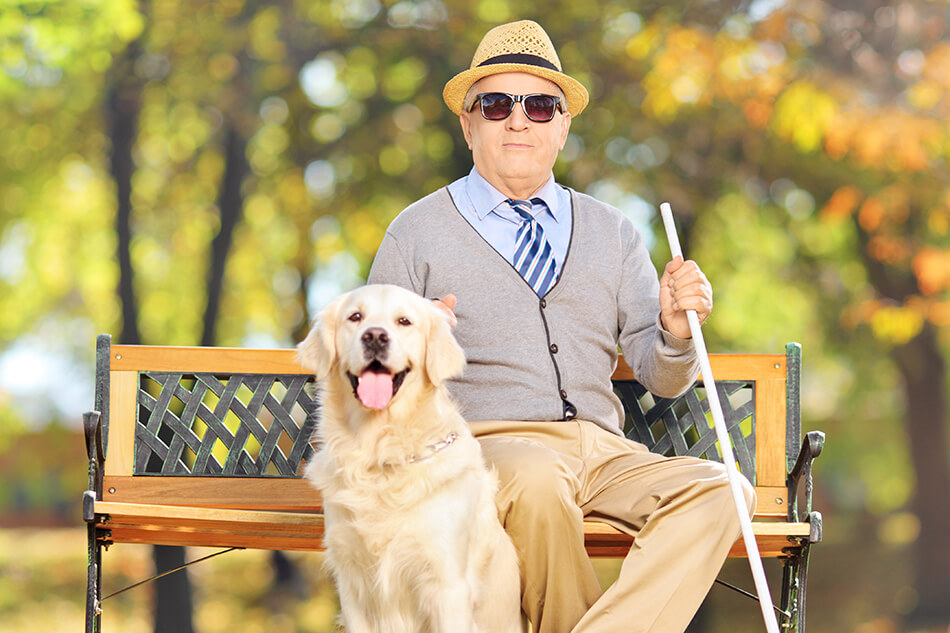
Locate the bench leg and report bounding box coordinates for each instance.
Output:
[86,522,102,633]
[84,490,106,633]
[780,541,812,632]
[780,554,795,631]
[83,410,106,633]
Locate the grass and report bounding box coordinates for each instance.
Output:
[0,528,339,633]
[1,526,947,633]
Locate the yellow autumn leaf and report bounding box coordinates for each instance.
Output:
[907,80,943,110]
[870,305,924,345]
[772,80,839,152]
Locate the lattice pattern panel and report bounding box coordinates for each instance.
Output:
[135,373,317,477]
[614,380,756,484]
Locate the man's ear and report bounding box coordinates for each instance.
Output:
[297,296,344,380]
[558,110,572,150]
[459,111,473,150]
[425,303,465,387]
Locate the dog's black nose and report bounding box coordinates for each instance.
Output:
[361,327,390,354]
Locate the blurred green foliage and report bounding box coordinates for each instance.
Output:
[1,0,949,628]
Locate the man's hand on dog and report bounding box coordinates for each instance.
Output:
[433,294,457,327]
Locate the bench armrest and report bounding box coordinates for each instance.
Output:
[786,430,824,542]
[84,411,105,499]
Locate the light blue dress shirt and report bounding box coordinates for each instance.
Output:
[446,167,573,278]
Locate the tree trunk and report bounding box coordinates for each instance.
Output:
[105,4,196,631]
[200,122,249,347]
[153,546,196,633]
[106,30,142,348]
[858,220,950,629]
[893,325,950,628]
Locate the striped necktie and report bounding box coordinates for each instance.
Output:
[508,198,558,297]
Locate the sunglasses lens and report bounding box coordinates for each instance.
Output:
[476,93,560,122]
[480,93,514,120]
[524,95,558,122]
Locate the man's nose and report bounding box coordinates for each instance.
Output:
[506,101,530,130]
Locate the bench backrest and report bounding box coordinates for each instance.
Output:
[93,335,800,518]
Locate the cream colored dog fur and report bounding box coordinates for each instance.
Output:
[298,284,522,633]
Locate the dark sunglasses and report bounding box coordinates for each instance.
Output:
[470,92,563,123]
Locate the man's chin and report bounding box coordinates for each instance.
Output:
[476,163,554,193]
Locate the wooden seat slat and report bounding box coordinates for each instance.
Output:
[93,500,809,558]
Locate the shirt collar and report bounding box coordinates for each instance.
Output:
[465,167,564,222]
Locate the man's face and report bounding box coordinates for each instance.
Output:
[459,72,572,198]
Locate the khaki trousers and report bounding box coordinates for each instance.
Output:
[471,419,756,633]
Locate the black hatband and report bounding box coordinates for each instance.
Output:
[477,53,560,72]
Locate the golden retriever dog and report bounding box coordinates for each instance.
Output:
[297,284,522,633]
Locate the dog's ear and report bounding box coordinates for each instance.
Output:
[424,303,465,387]
[297,296,344,380]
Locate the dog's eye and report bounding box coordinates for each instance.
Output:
[348,312,362,323]
[397,316,412,327]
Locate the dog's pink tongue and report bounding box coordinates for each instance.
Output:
[357,371,394,409]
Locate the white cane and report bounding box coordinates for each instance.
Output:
[659,202,781,633]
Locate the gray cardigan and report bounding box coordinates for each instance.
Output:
[367,186,698,435]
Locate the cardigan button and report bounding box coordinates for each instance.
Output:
[563,401,577,420]
[550,343,558,354]
[559,389,568,399]
[540,298,547,308]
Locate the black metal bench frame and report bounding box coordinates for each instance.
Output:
[83,334,823,632]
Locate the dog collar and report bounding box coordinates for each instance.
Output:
[408,432,460,464]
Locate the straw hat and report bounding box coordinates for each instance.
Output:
[443,20,589,117]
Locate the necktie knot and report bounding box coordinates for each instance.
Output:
[507,198,544,222]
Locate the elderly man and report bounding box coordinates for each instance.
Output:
[367,19,755,633]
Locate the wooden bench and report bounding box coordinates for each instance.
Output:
[82,334,823,632]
